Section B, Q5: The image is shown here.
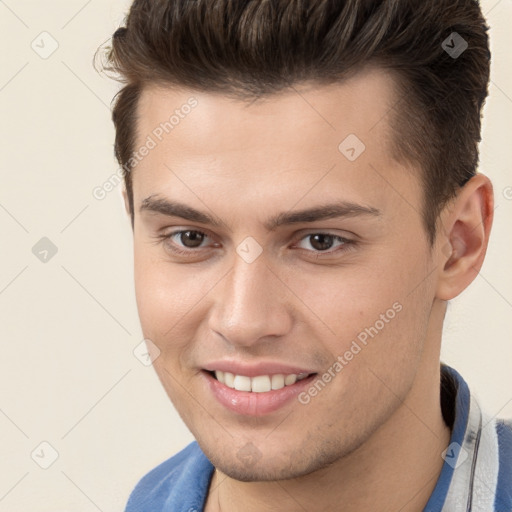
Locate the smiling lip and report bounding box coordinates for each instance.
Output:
[202,368,317,416]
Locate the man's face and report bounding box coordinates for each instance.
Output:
[131,67,440,481]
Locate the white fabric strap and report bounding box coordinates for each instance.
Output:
[471,408,499,511]
[441,394,500,511]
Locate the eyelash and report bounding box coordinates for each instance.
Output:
[155,229,355,258]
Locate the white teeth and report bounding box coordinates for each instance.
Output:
[213,371,309,392]
[284,374,297,386]
[233,375,252,392]
[224,372,235,388]
[251,375,271,393]
[271,374,285,390]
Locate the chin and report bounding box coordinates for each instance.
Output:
[215,460,312,482]
[202,440,348,483]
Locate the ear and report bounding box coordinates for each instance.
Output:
[121,186,131,216]
[435,174,494,300]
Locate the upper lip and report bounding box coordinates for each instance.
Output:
[203,360,317,377]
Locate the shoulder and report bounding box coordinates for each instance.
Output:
[125,441,214,512]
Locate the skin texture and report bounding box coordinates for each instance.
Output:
[126,67,493,511]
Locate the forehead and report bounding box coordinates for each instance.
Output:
[136,66,399,154]
[132,67,419,225]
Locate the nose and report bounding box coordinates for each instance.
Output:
[207,253,293,348]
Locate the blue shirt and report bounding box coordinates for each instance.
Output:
[125,365,512,511]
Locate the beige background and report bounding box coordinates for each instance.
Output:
[0,1,511,510]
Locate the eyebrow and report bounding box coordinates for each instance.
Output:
[140,195,381,231]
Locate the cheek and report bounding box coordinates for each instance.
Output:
[133,246,217,350]
[295,248,433,364]
[133,247,186,339]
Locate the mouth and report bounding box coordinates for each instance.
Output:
[207,370,314,392]
[202,369,318,415]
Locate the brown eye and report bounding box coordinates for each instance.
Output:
[308,234,336,251]
[295,233,350,254]
[179,230,206,248]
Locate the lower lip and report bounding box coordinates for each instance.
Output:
[203,371,317,416]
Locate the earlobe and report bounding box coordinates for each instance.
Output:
[436,174,494,301]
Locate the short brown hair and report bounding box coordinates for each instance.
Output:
[98,0,490,243]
